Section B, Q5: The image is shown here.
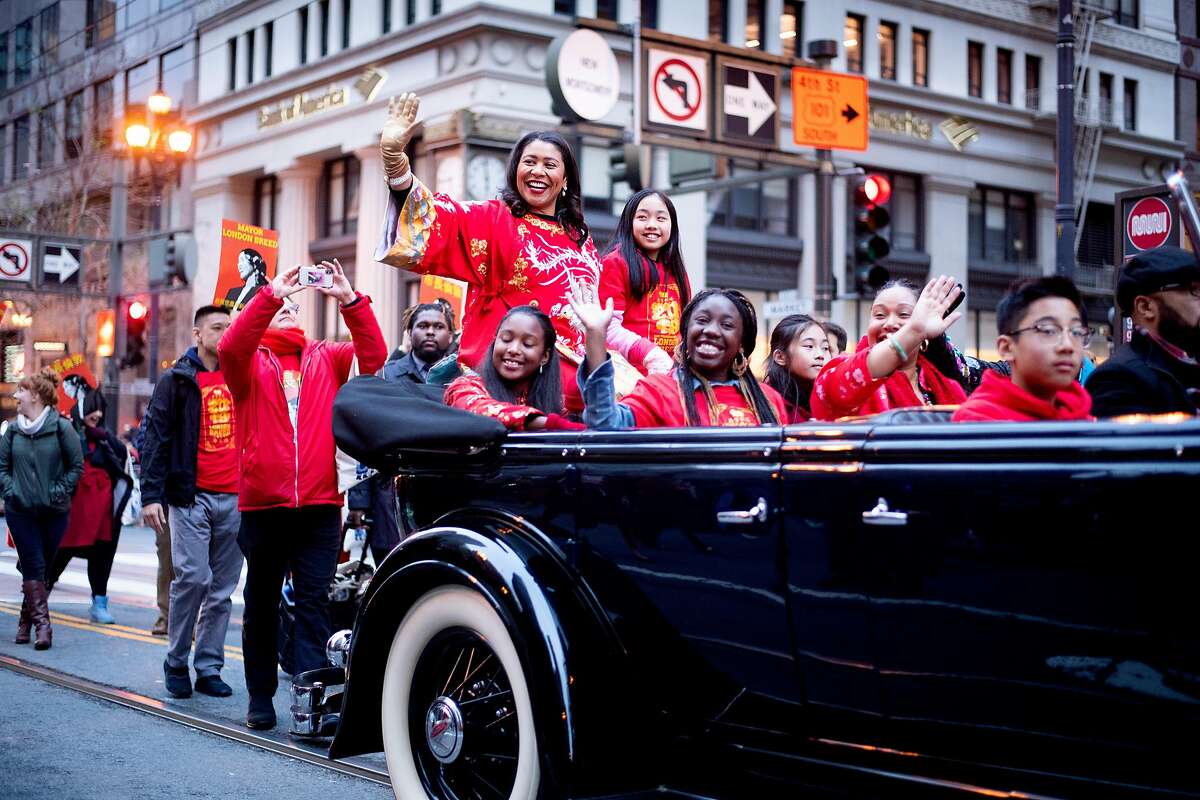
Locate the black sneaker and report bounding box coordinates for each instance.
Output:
[163,660,192,699]
[194,675,234,697]
[245,700,276,731]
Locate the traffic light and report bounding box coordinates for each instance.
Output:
[164,234,179,282]
[96,310,115,358]
[852,173,892,293]
[609,143,651,193]
[122,297,149,368]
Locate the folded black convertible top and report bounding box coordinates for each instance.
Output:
[333,375,508,471]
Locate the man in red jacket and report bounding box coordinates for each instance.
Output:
[953,276,1093,423]
[219,259,387,730]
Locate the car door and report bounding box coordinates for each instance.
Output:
[857,418,1200,797]
[573,425,800,748]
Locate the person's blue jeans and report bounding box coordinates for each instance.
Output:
[7,507,70,582]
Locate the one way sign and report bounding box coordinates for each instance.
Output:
[42,243,81,287]
[719,60,779,146]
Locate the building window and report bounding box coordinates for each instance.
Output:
[0,126,6,185]
[878,21,897,80]
[299,7,309,64]
[744,0,765,48]
[709,1,727,44]
[967,41,983,98]
[13,116,30,180]
[86,0,116,48]
[1077,202,1114,270]
[1025,54,1041,110]
[554,0,575,14]
[161,45,189,105]
[94,78,113,148]
[912,28,928,87]
[382,0,392,32]
[254,176,280,230]
[227,38,237,92]
[641,0,659,29]
[781,2,803,57]
[39,3,59,71]
[596,0,618,21]
[245,30,255,85]
[1099,72,1113,124]
[407,0,416,25]
[969,186,1035,263]
[1111,0,1137,27]
[431,0,441,13]
[996,48,1012,104]
[844,14,864,74]
[264,21,274,78]
[65,91,83,159]
[125,58,154,111]
[341,0,351,48]
[1123,78,1137,130]
[0,32,8,92]
[14,18,34,84]
[712,163,798,236]
[323,156,361,237]
[37,107,55,169]
[320,0,330,57]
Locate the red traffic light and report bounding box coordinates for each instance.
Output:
[857,173,891,206]
[128,300,148,321]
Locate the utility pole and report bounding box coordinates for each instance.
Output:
[103,156,128,434]
[807,39,839,318]
[1055,0,1076,278]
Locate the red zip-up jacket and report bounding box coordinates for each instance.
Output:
[218,285,388,512]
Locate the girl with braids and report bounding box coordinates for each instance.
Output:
[811,276,967,420]
[375,93,617,412]
[444,306,584,431]
[571,288,786,428]
[599,189,692,375]
[764,314,831,423]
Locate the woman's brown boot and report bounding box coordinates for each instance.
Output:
[30,581,52,650]
[14,582,34,644]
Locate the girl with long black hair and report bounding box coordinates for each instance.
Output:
[444,306,583,431]
[600,189,692,375]
[764,314,830,423]
[375,93,608,412]
[571,288,786,428]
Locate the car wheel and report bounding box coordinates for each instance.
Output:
[381,586,539,800]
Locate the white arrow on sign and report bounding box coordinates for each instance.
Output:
[43,244,81,284]
[724,70,776,136]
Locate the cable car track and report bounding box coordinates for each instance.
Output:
[0,653,390,788]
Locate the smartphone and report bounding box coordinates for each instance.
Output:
[944,283,965,318]
[299,265,334,289]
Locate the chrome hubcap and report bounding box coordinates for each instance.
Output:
[425,696,465,764]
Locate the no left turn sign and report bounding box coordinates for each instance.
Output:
[646,47,709,133]
[0,239,33,283]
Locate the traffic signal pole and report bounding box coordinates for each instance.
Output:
[1055,0,1076,279]
[808,40,839,318]
[103,156,128,434]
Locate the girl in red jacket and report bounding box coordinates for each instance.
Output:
[218,259,387,731]
[573,288,786,428]
[599,189,692,375]
[764,314,830,423]
[444,306,582,431]
[811,276,967,420]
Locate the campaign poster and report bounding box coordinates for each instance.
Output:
[214,219,279,311]
[417,274,466,327]
[48,352,97,416]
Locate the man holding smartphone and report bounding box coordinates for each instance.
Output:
[218,258,387,731]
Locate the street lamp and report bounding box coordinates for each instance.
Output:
[125,123,151,149]
[147,90,173,115]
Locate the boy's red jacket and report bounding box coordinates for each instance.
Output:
[952,370,1093,422]
[218,285,388,511]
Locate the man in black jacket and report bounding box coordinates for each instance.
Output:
[1087,246,1200,417]
[140,305,244,699]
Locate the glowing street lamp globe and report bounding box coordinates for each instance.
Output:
[125,123,151,149]
[167,129,193,154]
[147,91,173,115]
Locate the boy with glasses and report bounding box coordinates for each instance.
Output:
[1086,245,1200,416]
[953,277,1094,422]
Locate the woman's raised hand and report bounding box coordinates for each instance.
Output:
[908,275,963,340]
[568,286,614,336]
[381,93,421,184]
[270,264,303,300]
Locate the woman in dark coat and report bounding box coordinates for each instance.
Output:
[48,385,134,624]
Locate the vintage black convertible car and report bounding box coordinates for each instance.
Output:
[294,404,1200,800]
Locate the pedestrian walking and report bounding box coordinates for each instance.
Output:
[47,386,136,624]
[140,305,244,698]
[219,259,386,730]
[0,369,84,649]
